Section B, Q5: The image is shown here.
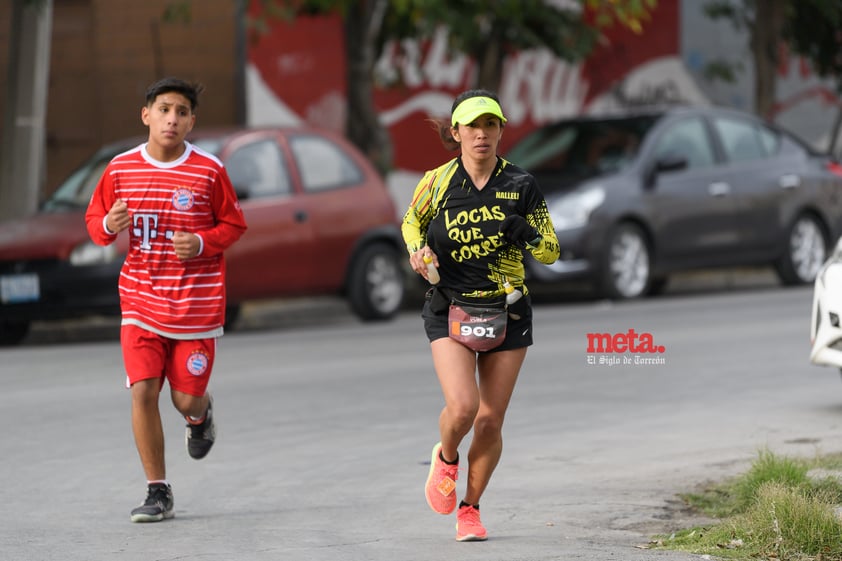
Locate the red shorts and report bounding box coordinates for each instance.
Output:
[121,324,216,397]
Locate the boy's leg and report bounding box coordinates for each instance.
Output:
[171,390,210,418]
[121,325,174,522]
[122,325,169,480]
[168,338,217,459]
[131,378,167,480]
[174,390,215,459]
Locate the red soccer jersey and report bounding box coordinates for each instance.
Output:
[85,142,247,338]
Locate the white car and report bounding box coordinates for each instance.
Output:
[809,237,842,372]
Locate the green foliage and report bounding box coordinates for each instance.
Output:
[731,449,809,511]
[400,1,597,62]
[251,0,658,63]
[244,0,658,169]
[748,482,842,560]
[681,482,744,519]
[812,451,842,470]
[702,0,842,91]
[703,60,743,84]
[657,450,842,560]
[585,0,658,33]
[702,0,751,30]
[784,0,842,83]
[660,523,755,560]
[669,483,842,560]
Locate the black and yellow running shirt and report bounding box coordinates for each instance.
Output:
[402,156,559,299]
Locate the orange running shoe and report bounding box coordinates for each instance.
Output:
[455,504,488,541]
[424,442,458,514]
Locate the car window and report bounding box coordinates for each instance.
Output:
[759,128,779,154]
[713,116,776,162]
[653,118,715,169]
[289,134,364,192]
[191,138,224,156]
[224,139,291,198]
[507,126,578,170]
[506,116,658,180]
[43,153,114,211]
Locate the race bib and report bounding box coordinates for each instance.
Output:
[448,303,507,352]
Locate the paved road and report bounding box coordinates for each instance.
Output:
[2,279,841,561]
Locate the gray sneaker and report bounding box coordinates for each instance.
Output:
[186,394,215,460]
[130,483,174,523]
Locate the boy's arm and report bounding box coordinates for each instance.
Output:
[194,168,248,257]
[84,168,120,246]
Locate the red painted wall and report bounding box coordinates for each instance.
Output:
[247,2,679,172]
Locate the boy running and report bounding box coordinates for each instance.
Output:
[85,77,247,522]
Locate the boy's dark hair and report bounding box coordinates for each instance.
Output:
[145,77,204,111]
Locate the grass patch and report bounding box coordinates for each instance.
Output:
[651,449,842,560]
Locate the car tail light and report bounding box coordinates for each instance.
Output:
[827,161,842,178]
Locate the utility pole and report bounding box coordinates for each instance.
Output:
[0,0,53,222]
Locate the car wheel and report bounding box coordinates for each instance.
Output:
[599,222,652,300]
[0,320,30,346]
[775,213,828,285]
[347,242,405,321]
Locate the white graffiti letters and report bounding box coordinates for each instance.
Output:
[374,30,587,126]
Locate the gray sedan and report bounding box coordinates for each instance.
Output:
[507,105,842,299]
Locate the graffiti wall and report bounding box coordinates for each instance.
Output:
[247,1,695,170]
[245,0,840,180]
[679,3,841,152]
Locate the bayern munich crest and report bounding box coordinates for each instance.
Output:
[186,350,209,376]
[172,187,195,210]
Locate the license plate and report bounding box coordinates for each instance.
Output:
[0,273,40,304]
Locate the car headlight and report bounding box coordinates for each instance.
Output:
[69,240,119,265]
[549,186,606,231]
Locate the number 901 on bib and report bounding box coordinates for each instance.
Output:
[447,303,508,352]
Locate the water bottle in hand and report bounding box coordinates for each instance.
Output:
[424,254,440,285]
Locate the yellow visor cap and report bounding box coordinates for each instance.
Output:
[451,96,507,127]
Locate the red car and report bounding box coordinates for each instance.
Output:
[0,126,407,345]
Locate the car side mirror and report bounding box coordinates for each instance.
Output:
[644,152,689,189]
[655,152,688,173]
[644,152,689,188]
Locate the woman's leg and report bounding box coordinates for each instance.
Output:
[430,337,480,462]
[463,347,527,505]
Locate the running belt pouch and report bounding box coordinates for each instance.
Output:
[448,302,507,352]
[427,286,450,314]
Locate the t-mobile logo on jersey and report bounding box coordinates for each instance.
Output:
[132,213,174,250]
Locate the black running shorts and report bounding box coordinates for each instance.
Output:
[421,292,533,352]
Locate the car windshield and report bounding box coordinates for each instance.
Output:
[506,115,660,186]
[42,138,226,212]
[42,148,120,212]
[191,138,224,155]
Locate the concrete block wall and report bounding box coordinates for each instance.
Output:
[0,0,240,199]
